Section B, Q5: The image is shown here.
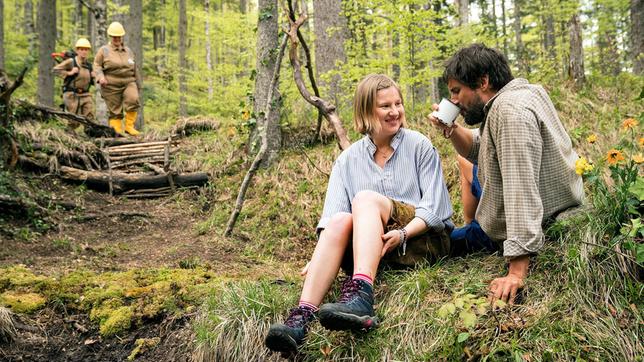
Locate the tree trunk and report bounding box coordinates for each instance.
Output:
[205,0,213,99]
[37,0,55,107]
[313,0,348,109]
[513,0,528,74]
[491,0,498,47]
[0,0,4,70]
[456,0,469,26]
[92,0,108,125]
[24,0,36,58]
[543,10,556,60]
[128,0,144,129]
[239,0,247,13]
[74,0,83,39]
[111,0,127,25]
[569,12,585,86]
[501,0,508,55]
[632,0,643,74]
[178,0,187,116]
[250,0,281,166]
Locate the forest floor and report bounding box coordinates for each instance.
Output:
[0,174,303,361]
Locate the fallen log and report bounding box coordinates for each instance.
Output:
[58,166,209,194]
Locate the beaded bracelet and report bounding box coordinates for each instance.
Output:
[398,228,408,255]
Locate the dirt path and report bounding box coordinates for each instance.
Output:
[0,181,302,361]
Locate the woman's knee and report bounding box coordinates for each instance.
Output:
[352,190,389,210]
[457,155,474,182]
[322,212,352,242]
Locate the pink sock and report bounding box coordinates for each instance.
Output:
[352,273,373,286]
[298,300,319,312]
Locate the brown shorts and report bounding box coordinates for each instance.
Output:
[340,199,451,273]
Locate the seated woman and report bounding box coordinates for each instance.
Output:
[264,74,453,354]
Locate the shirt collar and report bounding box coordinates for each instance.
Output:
[109,42,126,52]
[483,78,528,114]
[364,128,405,156]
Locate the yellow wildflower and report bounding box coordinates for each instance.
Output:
[639,137,644,148]
[586,134,597,144]
[622,118,638,131]
[633,153,644,164]
[575,157,594,175]
[606,149,625,165]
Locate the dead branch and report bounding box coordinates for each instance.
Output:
[284,4,350,150]
[1,67,29,168]
[225,33,289,236]
[16,100,116,138]
[286,2,325,143]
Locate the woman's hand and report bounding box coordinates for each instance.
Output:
[381,230,402,257]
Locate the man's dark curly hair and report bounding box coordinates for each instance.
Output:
[443,43,513,91]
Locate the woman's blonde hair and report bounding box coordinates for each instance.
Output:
[353,74,406,135]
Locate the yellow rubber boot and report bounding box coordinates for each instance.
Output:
[124,111,141,136]
[109,118,123,134]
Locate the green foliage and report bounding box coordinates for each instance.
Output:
[575,112,643,268]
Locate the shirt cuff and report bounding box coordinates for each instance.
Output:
[415,208,445,232]
[502,237,543,258]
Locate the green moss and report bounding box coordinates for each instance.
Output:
[89,298,124,323]
[128,337,160,360]
[99,306,134,337]
[0,266,52,292]
[0,291,46,313]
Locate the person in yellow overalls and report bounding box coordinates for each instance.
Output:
[93,21,142,135]
[53,38,95,129]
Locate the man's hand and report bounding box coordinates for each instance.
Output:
[98,77,108,86]
[488,255,529,305]
[68,67,80,76]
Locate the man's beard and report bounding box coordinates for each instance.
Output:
[462,96,486,126]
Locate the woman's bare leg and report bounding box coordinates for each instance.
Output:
[457,155,477,224]
[299,212,352,305]
[350,190,392,279]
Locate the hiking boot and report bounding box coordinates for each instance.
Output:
[319,278,378,331]
[265,306,316,353]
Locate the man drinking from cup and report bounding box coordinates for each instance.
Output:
[428,43,584,305]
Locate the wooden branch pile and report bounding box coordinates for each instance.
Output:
[106,140,178,171]
[97,139,208,198]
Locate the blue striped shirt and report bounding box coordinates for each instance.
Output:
[317,128,453,232]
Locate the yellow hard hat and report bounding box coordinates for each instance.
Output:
[75,38,92,49]
[107,21,126,37]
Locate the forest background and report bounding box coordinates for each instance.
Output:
[0,0,642,361]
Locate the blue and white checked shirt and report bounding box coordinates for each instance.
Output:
[317,128,453,233]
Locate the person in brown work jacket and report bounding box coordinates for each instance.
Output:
[52,38,95,130]
[94,21,142,136]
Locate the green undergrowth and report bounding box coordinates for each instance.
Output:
[194,226,642,361]
[0,265,227,337]
[189,79,642,360]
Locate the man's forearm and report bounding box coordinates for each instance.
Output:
[507,255,530,278]
[449,124,473,158]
